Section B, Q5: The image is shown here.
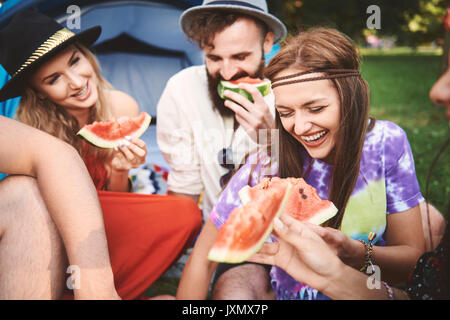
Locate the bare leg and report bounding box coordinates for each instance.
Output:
[420,202,446,251]
[0,175,66,299]
[212,264,275,300]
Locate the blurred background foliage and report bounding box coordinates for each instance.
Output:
[268,0,449,47]
[266,0,449,218]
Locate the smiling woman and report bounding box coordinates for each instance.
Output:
[0,10,201,300]
[30,46,99,110]
[266,29,372,231]
[273,74,341,162]
[204,27,429,300]
[18,43,113,170]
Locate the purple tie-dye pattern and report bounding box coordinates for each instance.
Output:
[270,268,330,300]
[209,120,424,300]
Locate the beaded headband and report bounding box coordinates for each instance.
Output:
[271,69,361,89]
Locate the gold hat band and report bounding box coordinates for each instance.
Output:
[13,28,75,77]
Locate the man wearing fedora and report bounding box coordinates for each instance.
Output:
[157,0,286,299]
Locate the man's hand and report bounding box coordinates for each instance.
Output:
[223,83,274,142]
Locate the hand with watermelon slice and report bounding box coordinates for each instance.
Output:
[208,177,338,264]
[77,112,151,149]
[218,77,275,141]
[241,177,366,269]
[248,214,406,300]
[77,112,151,191]
[247,213,346,294]
[109,135,148,172]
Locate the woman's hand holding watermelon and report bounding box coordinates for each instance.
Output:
[105,136,148,192]
[223,83,275,142]
[309,225,366,269]
[248,213,346,293]
[111,136,148,171]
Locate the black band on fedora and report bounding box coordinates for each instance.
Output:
[207,1,264,11]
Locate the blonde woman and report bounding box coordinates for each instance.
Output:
[0,10,201,299]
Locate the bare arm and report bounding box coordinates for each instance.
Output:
[177,220,218,299]
[325,264,410,300]
[0,116,118,299]
[312,205,424,286]
[106,90,147,192]
[372,205,425,285]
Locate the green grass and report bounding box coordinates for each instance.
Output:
[145,276,179,297]
[359,46,443,56]
[360,53,449,218]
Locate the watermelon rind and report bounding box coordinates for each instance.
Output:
[238,185,251,205]
[217,79,271,103]
[307,204,338,225]
[77,113,151,149]
[208,184,292,264]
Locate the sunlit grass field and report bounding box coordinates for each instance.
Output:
[360,52,449,219]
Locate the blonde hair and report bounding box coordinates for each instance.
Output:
[17,43,113,163]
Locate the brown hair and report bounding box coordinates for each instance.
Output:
[16,42,113,163]
[265,28,374,229]
[184,10,268,49]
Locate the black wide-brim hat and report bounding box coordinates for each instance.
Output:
[0,10,101,102]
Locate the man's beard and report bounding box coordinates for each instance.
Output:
[207,58,266,118]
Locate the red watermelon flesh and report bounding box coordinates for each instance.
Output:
[229,76,264,85]
[77,112,151,149]
[217,77,271,102]
[241,177,338,225]
[208,177,337,263]
[208,181,292,263]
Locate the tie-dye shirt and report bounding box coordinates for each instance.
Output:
[210,120,424,300]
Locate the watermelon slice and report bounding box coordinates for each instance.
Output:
[240,177,338,225]
[77,112,151,149]
[208,181,293,263]
[208,177,337,263]
[217,76,271,102]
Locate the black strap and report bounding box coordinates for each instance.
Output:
[206,1,264,12]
